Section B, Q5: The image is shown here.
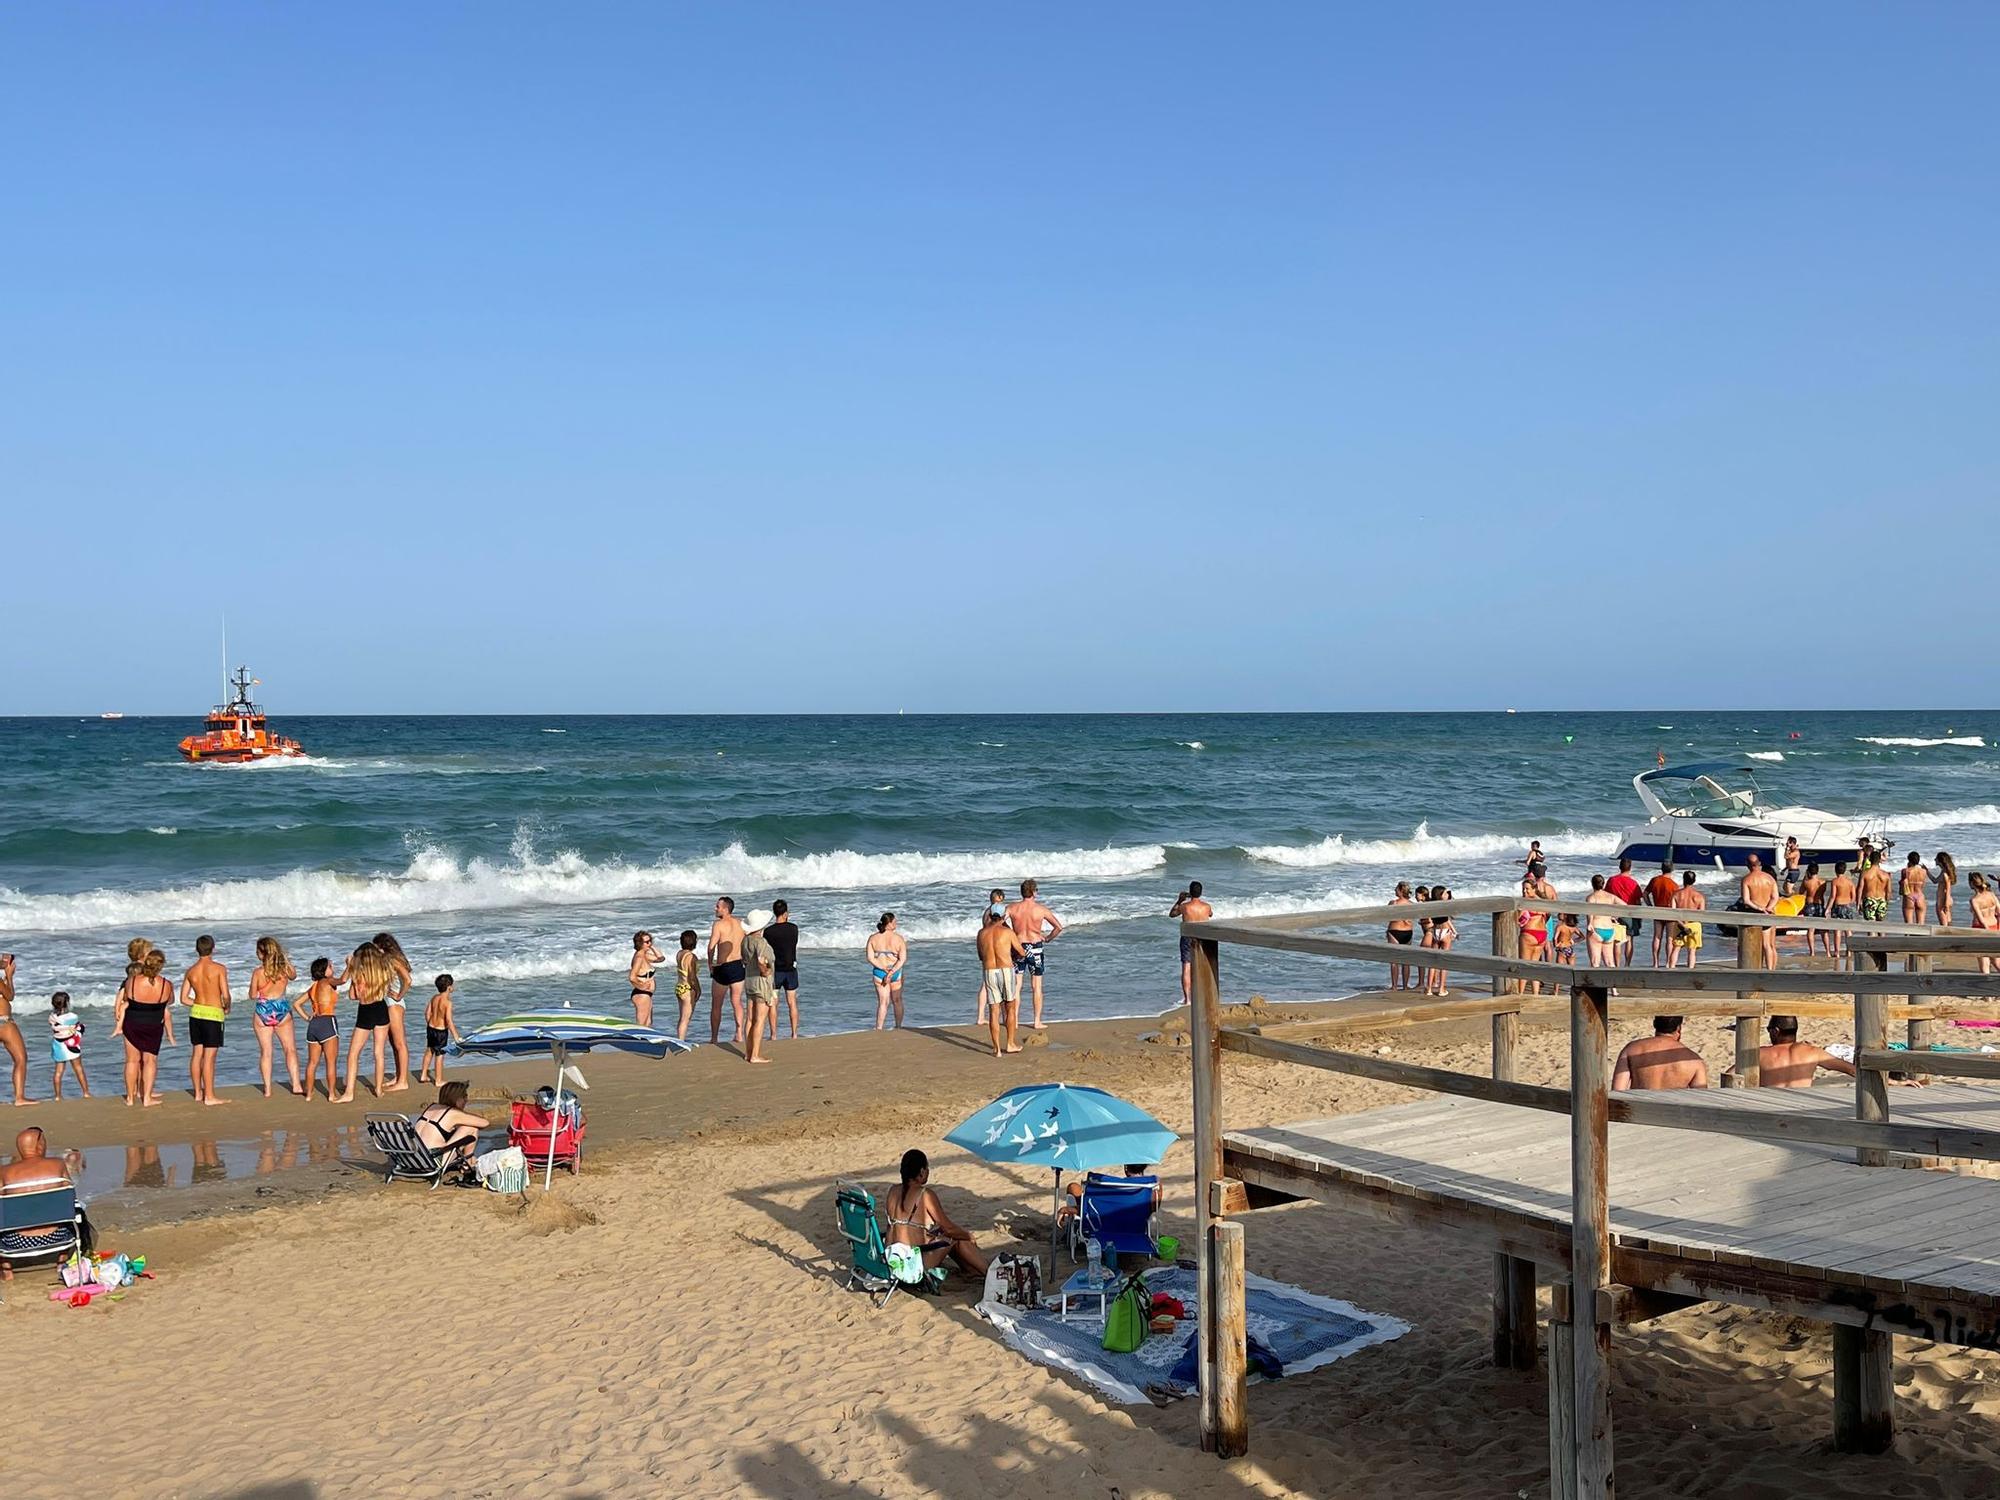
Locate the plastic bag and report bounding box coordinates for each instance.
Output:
[475,1146,528,1193]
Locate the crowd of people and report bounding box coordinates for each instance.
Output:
[0,933,463,1108]
[1611,1014,1858,1092]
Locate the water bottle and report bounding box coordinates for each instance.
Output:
[1084,1235,1103,1284]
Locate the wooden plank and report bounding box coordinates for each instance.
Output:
[1856,1048,2000,1081]
[1857,953,1891,1167]
[1548,1316,1576,1500]
[1833,1325,1894,1453]
[1218,1029,1574,1114]
[1569,983,1614,1500]
[1606,1093,2000,1164]
[1849,933,2000,955]
[1190,936,1223,1456]
[1184,919,2000,996]
[1211,1218,1249,1458]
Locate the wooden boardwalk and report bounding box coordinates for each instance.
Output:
[1226,1084,2000,1343]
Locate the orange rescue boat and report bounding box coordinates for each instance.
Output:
[179,666,306,763]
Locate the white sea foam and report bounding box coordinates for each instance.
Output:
[1856,736,1986,749]
[1242,822,1617,869]
[1177,741,1205,751]
[1746,751,1785,762]
[0,836,1169,934]
[148,826,178,835]
[1878,804,2000,834]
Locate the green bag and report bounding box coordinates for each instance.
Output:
[1101,1274,1150,1353]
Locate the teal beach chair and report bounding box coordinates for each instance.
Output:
[835,1181,941,1307]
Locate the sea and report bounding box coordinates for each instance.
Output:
[1,711,1994,1088]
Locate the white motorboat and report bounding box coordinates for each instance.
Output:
[1612,762,1883,871]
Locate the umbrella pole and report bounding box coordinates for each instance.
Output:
[544,1041,566,1191]
[1051,1168,1062,1277]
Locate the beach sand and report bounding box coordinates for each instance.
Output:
[5,1000,1998,1499]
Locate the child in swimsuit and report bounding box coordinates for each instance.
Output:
[293,957,342,1102]
[48,991,89,1100]
[1551,914,1580,966]
[674,931,700,1042]
[419,973,460,1085]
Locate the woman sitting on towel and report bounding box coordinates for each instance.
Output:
[885,1149,988,1281]
[413,1081,489,1178]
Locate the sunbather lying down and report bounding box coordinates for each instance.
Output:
[413,1082,488,1178]
[885,1149,988,1280]
[1055,1162,1162,1226]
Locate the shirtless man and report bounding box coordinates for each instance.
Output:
[0,954,33,1106]
[1006,879,1065,1030]
[1859,854,1893,924]
[1748,1015,1858,1088]
[706,897,747,1046]
[1900,852,1929,924]
[973,888,1006,1025]
[1611,1016,1709,1090]
[976,905,1025,1056]
[1738,854,1779,968]
[0,1126,79,1275]
[1826,861,1860,959]
[1667,871,1707,970]
[1170,881,1215,1004]
[181,935,232,1106]
[1645,861,1681,966]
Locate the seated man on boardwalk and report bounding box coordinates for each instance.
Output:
[1611,1016,1709,1090]
[1748,1014,1858,1088]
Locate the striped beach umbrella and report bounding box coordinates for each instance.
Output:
[453,1011,691,1187]
[945,1083,1177,1269]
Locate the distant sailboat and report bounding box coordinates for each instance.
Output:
[99,711,125,720]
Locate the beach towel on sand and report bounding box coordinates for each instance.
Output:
[977,1264,1406,1405]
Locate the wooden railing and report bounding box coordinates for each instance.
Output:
[1183,894,2000,1491]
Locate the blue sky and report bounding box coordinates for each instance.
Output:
[4,5,1995,714]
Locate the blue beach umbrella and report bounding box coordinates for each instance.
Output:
[945,1083,1178,1269]
[453,1011,691,1188]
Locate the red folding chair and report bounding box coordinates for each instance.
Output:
[508,1098,586,1176]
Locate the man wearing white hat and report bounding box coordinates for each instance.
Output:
[741,910,777,1065]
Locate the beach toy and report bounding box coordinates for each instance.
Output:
[1156,1235,1179,1262]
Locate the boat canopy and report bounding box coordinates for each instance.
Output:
[1632,762,1763,820]
[1640,761,1757,783]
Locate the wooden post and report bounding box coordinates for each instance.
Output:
[1729,922,1761,1089]
[1490,962,1535,1369]
[1190,934,1227,1455]
[1855,950,1890,1168]
[1569,983,1614,1500]
[1906,955,1936,1082]
[1211,1218,1249,1459]
[1833,1324,1894,1453]
[1548,1311,1577,1500]
[1493,908,1519,998]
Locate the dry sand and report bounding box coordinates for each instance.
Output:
[4,998,1998,1499]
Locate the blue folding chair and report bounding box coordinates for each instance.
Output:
[0,1183,85,1301]
[1069,1173,1159,1264]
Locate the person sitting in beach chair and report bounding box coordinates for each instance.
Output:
[1062,1167,1163,1265]
[0,1127,87,1279]
[884,1149,988,1283]
[1056,1163,1161,1232]
[835,1180,941,1307]
[413,1081,489,1175]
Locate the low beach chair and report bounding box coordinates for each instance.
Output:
[364,1113,461,1190]
[0,1183,85,1298]
[835,1181,941,1307]
[1068,1173,1160,1265]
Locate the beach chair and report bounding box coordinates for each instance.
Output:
[1067,1174,1160,1264]
[0,1183,85,1298]
[364,1113,461,1190]
[508,1098,584,1176]
[834,1182,941,1307]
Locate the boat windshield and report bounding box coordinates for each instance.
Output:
[1660,774,1760,819]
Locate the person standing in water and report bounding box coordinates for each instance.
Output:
[673,930,701,1040]
[1006,879,1064,1030]
[335,941,395,1103]
[764,900,801,1040]
[249,936,305,1099]
[371,932,414,1093]
[1170,881,1214,1004]
[112,941,172,1107]
[973,888,1006,1024]
[180,935,232,1106]
[868,912,908,1030]
[1934,852,1958,927]
[0,954,31,1108]
[976,904,1025,1056]
[1900,852,1929,924]
[628,931,665,1029]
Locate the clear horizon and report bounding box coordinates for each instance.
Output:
[5,5,1996,714]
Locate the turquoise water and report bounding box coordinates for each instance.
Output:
[1,711,1994,1087]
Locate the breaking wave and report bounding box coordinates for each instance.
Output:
[1856,736,1985,749]
[1242,823,1617,869]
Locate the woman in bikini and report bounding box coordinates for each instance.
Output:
[1968,873,2000,975]
[1425,886,1456,997]
[372,932,414,1093]
[293,957,343,1101]
[1934,852,1958,928]
[0,952,28,1108]
[1516,867,1555,995]
[335,941,395,1103]
[1386,882,1415,991]
[414,1081,490,1181]
[249,936,305,1098]
[884,1148,988,1282]
[628,931,665,1028]
[867,913,908,1031]
[1584,874,1623,971]
[111,940,174,1107]
[1900,853,1929,925]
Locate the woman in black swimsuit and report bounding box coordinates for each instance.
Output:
[414,1080,489,1179]
[628,931,664,1028]
[112,940,175,1107]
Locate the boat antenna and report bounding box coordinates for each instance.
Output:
[221,611,229,709]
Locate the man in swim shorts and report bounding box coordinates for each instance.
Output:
[976,905,1025,1056]
[180,935,232,1107]
[763,899,801,1040]
[1645,861,1681,966]
[706,896,747,1046]
[1006,878,1065,1030]
[1169,881,1214,1004]
[1859,855,1892,924]
[1737,855,1779,968]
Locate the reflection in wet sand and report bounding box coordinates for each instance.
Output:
[76,1126,371,1202]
